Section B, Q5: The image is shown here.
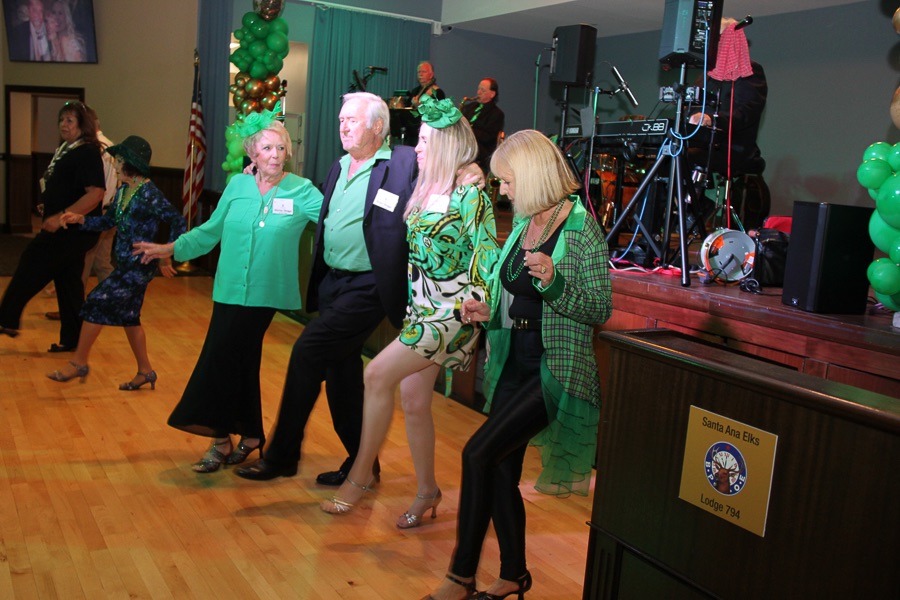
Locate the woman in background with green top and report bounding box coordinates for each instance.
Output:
[133,104,323,473]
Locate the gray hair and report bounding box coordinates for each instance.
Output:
[342,92,390,141]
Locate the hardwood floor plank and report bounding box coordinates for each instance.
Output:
[0,275,592,599]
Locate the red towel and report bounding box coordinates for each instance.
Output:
[708,24,753,81]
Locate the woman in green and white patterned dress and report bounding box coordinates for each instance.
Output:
[322,96,499,526]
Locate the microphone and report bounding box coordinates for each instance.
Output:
[611,66,639,109]
[368,66,388,72]
[734,16,753,30]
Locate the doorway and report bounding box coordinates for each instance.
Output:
[4,85,83,233]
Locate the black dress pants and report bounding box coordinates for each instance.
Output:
[263,270,386,467]
[0,230,97,347]
[451,329,550,581]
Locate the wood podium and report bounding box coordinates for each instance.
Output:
[584,329,900,599]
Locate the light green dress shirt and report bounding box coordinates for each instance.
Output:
[173,172,323,310]
[321,143,393,271]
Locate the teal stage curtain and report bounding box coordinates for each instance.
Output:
[305,7,430,186]
[197,0,233,193]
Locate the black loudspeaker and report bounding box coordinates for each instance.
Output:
[781,201,874,314]
[550,24,597,86]
[658,0,723,69]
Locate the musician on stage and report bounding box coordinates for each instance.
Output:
[461,78,505,176]
[687,17,768,229]
[406,61,445,108]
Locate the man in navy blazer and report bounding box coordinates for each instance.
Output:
[237,92,415,483]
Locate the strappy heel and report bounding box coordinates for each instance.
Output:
[225,438,262,465]
[397,488,442,529]
[47,361,89,383]
[119,370,157,391]
[474,571,532,599]
[191,437,232,473]
[320,476,377,515]
[421,573,478,600]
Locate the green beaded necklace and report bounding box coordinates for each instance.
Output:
[505,199,566,281]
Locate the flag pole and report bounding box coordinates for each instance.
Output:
[177,50,203,274]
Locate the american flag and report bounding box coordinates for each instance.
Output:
[182,60,206,222]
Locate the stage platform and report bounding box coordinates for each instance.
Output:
[598,269,900,399]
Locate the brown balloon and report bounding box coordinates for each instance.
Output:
[260,91,279,110]
[233,93,243,109]
[891,86,900,129]
[254,0,285,21]
[264,74,281,92]
[241,99,261,115]
[234,71,251,87]
[245,79,265,99]
[894,8,900,35]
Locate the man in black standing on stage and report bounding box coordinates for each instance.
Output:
[461,77,505,176]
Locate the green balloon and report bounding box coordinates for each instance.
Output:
[251,20,270,40]
[869,188,879,201]
[266,56,283,74]
[867,258,900,295]
[234,28,245,40]
[858,158,893,190]
[249,39,267,58]
[863,141,892,162]
[888,143,900,172]
[227,138,244,156]
[269,17,288,35]
[241,11,259,29]
[890,239,900,264]
[875,291,900,311]
[266,31,288,53]
[870,210,900,254]
[249,60,269,80]
[876,176,900,229]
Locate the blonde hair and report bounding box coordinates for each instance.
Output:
[244,120,293,163]
[404,118,478,218]
[490,129,580,216]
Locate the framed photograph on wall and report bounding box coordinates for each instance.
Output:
[3,0,98,63]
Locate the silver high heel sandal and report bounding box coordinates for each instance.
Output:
[191,437,233,473]
[119,370,157,391]
[47,361,89,383]
[397,488,443,529]
[320,476,377,515]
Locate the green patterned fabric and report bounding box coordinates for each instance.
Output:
[482,196,612,496]
[401,185,499,392]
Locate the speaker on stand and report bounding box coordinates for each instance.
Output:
[551,24,597,145]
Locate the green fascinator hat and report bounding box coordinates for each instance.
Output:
[234,101,283,139]
[414,95,462,129]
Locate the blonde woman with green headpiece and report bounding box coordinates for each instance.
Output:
[321,95,500,525]
[133,103,324,473]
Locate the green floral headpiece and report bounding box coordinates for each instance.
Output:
[414,95,461,129]
[234,101,283,138]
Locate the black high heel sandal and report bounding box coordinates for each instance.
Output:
[225,438,262,465]
[475,571,532,599]
[421,573,478,600]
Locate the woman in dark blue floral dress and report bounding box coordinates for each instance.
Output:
[47,136,186,389]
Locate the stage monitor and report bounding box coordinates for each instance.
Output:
[658,0,723,69]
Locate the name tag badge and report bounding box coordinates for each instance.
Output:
[425,194,450,213]
[373,189,400,212]
[272,198,293,215]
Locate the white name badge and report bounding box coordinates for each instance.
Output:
[373,189,400,212]
[272,198,293,215]
[425,194,450,213]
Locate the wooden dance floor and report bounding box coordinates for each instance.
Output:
[0,274,592,599]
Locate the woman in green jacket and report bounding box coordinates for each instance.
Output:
[133,106,323,473]
[425,130,612,600]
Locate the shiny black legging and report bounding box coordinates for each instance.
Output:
[451,329,549,581]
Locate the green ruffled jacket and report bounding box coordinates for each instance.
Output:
[482,196,612,496]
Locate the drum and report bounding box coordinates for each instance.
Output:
[699,228,755,283]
